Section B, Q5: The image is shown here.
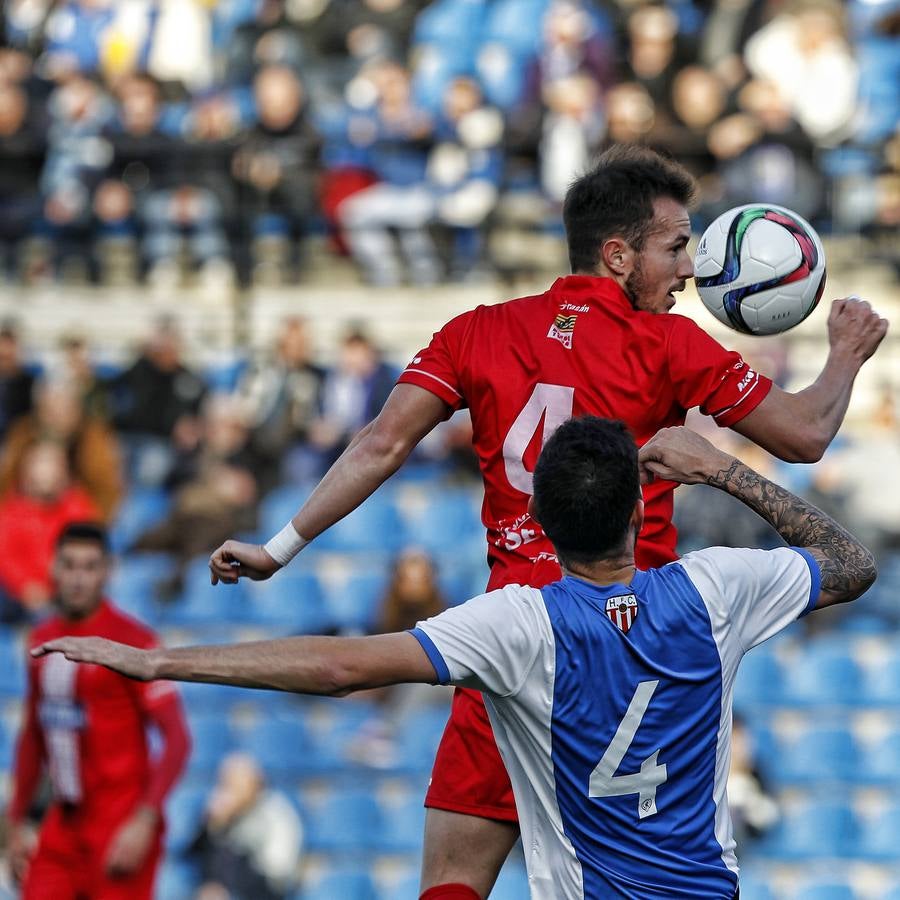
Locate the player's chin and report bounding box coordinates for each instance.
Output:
[665,293,676,311]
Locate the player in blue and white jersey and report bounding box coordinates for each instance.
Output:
[34,419,877,900]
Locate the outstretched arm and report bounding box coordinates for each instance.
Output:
[209,383,451,583]
[32,632,439,695]
[639,427,877,608]
[731,297,888,462]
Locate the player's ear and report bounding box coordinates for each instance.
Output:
[600,237,633,277]
[526,495,538,522]
[630,497,644,537]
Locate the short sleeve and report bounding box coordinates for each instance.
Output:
[678,546,820,652]
[410,586,550,697]
[666,317,773,427]
[397,310,474,411]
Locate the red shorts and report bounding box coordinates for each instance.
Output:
[425,687,518,823]
[23,803,163,900]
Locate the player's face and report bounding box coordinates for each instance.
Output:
[53,541,110,619]
[626,197,693,315]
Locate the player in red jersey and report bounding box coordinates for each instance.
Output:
[5,522,191,900]
[208,146,887,898]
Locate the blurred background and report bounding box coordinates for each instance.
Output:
[0,0,898,897]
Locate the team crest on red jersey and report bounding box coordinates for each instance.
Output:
[548,313,577,349]
[605,594,639,633]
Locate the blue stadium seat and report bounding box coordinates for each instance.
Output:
[109,488,171,553]
[377,869,420,900]
[403,490,483,555]
[178,678,249,713]
[375,793,426,853]
[237,717,313,776]
[781,643,863,706]
[737,869,776,900]
[480,0,549,56]
[245,570,332,633]
[864,651,900,706]
[853,804,900,861]
[163,557,248,625]
[413,0,483,52]
[757,800,858,860]
[154,859,200,900]
[304,789,382,852]
[203,357,247,392]
[314,494,406,553]
[773,726,858,786]
[0,720,11,768]
[259,486,312,541]
[490,862,530,900]
[794,881,855,900]
[859,729,900,785]
[108,555,168,625]
[395,706,450,772]
[732,646,784,711]
[322,570,389,632]
[302,868,378,900]
[0,648,26,698]
[164,785,207,854]
[185,715,234,776]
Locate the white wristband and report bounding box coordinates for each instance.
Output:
[263,522,309,567]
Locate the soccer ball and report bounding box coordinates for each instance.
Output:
[694,204,827,335]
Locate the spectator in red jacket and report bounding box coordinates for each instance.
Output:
[0,440,99,623]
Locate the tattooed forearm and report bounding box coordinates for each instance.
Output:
[707,459,877,604]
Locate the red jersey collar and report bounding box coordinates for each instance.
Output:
[548,275,633,311]
[58,598,112,634]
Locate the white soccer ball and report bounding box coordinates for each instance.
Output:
[693,204,827,335]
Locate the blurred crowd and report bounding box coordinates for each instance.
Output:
[0,313,477,623]
[0,0,898,289]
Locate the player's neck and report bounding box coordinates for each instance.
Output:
[562,557,636,588]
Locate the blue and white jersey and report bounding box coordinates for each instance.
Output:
[411,546,820,900]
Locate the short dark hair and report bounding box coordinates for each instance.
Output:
[532,417,640,567]
[563,145,697,274]
[56,522,111,555]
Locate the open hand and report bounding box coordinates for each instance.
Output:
[32,637,156,681]
[105,805,159,877]
[208,540,281,585]
[639,427,735,486]
[8,822,37,885]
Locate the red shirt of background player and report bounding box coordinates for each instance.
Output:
[9,600,190,899]
[399,275,772,587]
[399,275,772,822]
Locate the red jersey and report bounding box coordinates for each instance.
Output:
[10,601,187,828]
[398,275,772,587]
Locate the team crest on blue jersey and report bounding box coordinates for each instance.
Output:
[605,594,638,633]
[548,313,577,349]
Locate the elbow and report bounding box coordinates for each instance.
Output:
[840,548,879,605]
[774,431,830,464]
[315,658,359,697]
[366,418,416,472]
[857,550,879,598]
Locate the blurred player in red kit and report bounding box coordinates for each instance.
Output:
[209,145,887,898]
[5,522,191,899]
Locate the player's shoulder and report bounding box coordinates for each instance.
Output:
[675,546,805,592]
[28,616,65,648]
[647,311,709,338]
[103,602,160,648]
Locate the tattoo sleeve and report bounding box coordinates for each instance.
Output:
[707,459,877,604]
